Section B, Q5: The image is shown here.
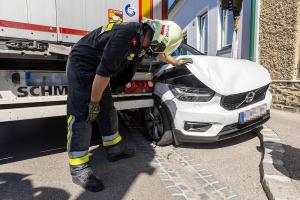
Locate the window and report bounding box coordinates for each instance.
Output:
[199,13,208,54]
[220,8,234,48]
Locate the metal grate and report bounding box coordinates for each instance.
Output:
[220,85,269,110]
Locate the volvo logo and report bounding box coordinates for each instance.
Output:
[235,91,256,109]
[245,91,255,103]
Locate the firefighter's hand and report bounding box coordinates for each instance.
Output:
[86,101,100,124]
[175,58,193,67]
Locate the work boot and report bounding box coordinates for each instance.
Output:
[105,141,135,162]
[71,164,104,192]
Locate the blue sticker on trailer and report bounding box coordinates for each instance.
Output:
[125,4,136,17]
[25,72,32,85]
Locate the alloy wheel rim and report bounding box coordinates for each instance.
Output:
[145,107,163,141]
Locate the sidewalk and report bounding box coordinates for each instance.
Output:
[266,109,300,191]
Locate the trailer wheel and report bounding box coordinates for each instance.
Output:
[144,99,174,146]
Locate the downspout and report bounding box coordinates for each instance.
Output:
[249,0,256,61]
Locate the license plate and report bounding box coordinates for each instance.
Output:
[239,104,268,125]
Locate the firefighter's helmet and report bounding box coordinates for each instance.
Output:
[143,18,183,55]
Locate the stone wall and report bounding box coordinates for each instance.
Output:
[297,0,300,78]
[259,0,299,80]
[269,82,300,112]
[259,0,300,112]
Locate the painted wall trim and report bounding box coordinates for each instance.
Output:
[249,0,256,61]
[254,0,261,63]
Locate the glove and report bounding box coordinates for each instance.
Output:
[175,58,193,67]
[86,101,100,124]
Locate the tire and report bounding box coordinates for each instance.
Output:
[144,99,174,146]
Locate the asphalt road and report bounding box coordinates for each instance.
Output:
[266,109,300,191]
[0,115,267,200]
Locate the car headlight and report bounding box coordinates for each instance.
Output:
[169,85,215,102]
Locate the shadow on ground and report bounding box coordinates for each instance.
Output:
[0,173,70,200]
[264,141,300,182]
[0,117,67,165]
[0,115,156,200]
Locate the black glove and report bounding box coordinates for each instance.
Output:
[175,58,193,67]
[86,101,100,124]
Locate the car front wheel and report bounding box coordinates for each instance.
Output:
[144,100,174,146]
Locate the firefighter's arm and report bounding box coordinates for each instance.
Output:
[92,30,132,100]
[158,53,193,67]
[86,74,110,124]
[90,75,110,103]
[86,28,134,123]
[157,53,176,65]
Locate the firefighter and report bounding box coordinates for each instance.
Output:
[66,18,193,192]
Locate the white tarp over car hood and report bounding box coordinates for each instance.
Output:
[156,55,271,96]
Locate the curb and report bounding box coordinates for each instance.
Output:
[258,126,300,200]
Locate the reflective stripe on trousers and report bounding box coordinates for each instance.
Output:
[102,132,122,147]
[67,114,91,166]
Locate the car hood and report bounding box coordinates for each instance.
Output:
[155,55,271,96]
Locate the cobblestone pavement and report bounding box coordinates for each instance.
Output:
[175,133,267,200]
[259,126,300,199]
[131,129,239,200]
[266,109,300,192]
[122,111,267,200]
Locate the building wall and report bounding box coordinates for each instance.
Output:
[259,0,300,112]
[169,0,251,59]
[169,0,219,56]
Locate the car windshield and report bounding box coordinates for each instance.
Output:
[171,43,203,56]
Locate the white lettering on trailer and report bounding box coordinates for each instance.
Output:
[17,86,68,97]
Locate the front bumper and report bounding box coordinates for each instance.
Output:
[169,91,272,144]
[174,112,270,143]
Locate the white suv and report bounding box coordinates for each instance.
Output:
[144,44,272,145]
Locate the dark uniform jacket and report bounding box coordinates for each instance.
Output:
[68,22,146,89]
